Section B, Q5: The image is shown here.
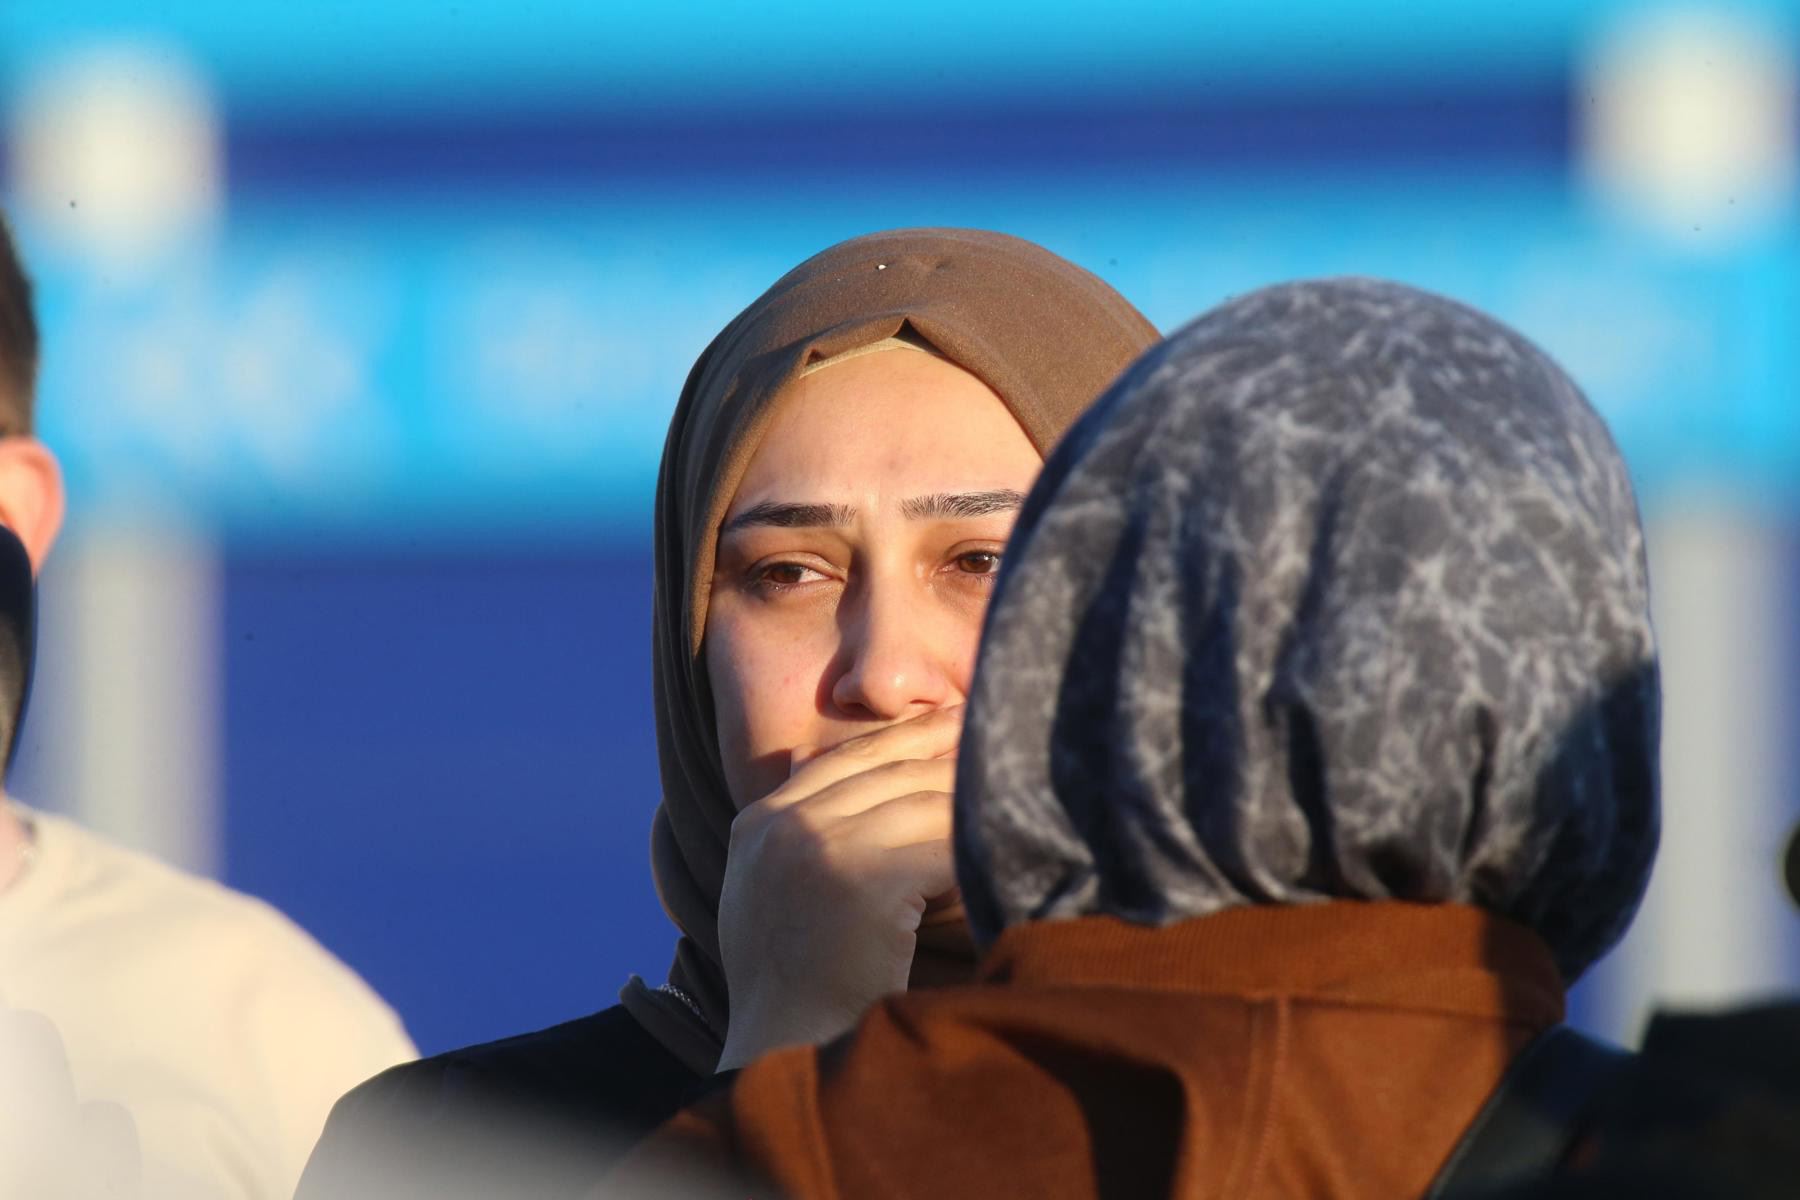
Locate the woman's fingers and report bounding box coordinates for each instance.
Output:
[767,705,963,809]
[797,792,957,922]
[716,710,968,1070]
[866,833,958,922]
[731,771,952,879]
[730,764,956,885]
[835,788,953,852]
[793,758,958,823]
[717,780,961,1068]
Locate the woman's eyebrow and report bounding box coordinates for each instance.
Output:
[721,501,856,533]
[900,490,1027,520]
[720,490,1025,533]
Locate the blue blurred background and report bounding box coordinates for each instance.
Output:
[2,0,1796,1055]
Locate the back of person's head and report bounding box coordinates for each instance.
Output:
[0,211,57,770]
[0,213,38,434]
[955,277,1660,983]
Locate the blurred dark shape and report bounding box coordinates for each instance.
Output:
[295,1008,733,1200]
[1464,1003,1800,1200]
[0,525,35,768]
[0,210,37,767]
[1427,1027,1631,1198]
[1783,821,1800,911]
[0,210,38,424]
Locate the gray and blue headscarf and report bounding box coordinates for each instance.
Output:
[955,278,1660,981]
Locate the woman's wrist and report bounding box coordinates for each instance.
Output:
[717,1015,787,1072]
[716,995,854,1072]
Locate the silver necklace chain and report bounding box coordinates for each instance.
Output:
[656,983,712,1030]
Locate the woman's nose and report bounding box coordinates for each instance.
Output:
[829,591,957,721]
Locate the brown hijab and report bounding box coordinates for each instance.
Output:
[620,228,1158,1073]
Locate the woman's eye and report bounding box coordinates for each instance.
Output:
[954,551,1002,577]
[752,561,826,589]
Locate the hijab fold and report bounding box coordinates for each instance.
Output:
[624,229,1158,1073]
[955,278,1660,983]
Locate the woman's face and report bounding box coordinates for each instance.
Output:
[705,348,1042,809]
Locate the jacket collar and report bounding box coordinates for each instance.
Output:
[978,900,1565,1023]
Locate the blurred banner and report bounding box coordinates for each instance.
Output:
[3,0,1797,1053]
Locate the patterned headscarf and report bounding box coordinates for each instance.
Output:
[956,278,1660,981]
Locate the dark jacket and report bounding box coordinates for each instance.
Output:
[296,1005,707,1199]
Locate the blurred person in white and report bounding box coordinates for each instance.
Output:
[0,211,417,1199]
